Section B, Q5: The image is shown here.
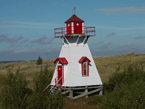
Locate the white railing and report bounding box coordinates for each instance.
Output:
[44,76,58,91]
[44,76,63,99]
[54,26,95,37]
[50,76,63,91]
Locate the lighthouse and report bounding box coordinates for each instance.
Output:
[45,9,103,99]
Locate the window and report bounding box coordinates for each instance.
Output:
[78,57,91,77]
[83,62,87,76]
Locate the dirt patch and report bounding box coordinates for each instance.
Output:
[67,96,100,109]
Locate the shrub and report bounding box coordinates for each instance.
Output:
[100,80,145,109]
[99,64,145,109]
[0,69,32,109]
[36,56,43,65]
[26,65,68,109]
[0,66,68,109]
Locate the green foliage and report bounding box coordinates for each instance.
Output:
[0,66,67,109]
[100,80,145,109]
[99,64,145,109]
[36,56,43,65]
[27,65,68,109]
[0,69,32,109]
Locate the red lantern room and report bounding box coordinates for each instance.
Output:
[54,8,95,38]
[65,14,84,35]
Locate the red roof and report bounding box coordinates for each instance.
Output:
[54,57,68,65]
[78,57,91,63]
[65,14,84,23]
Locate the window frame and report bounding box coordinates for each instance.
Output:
[78,57,91,77]
[81,61,89,77]
[83,62,87,76]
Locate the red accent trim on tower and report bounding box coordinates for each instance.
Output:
[78,56,91,63]
[79,57,91,77]
[54,57,68,65]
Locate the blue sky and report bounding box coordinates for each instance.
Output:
[0,0,145,61]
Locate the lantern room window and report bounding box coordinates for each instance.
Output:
[78,57,91,77]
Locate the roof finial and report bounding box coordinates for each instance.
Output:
[73,7,76,15]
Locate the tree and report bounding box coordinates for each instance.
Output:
[36,56,43,65]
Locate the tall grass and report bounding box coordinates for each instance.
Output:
[99,64,145,108]
[0,65,67,109]
[0,69,32,108]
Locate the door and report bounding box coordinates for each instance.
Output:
[57,65,62,85]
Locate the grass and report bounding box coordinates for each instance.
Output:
[99,64,145,108]
[1,52,145,108]
[0,65,67,109]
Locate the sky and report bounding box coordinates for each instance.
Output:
[0,0,145,61]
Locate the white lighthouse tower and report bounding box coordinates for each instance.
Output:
[45,10,103,99]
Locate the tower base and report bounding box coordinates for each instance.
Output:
[51,85,103,99]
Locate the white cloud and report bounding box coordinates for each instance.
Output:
[107,33,116,37]
[134,36,145,39]
[7,35,22,43]
[96,6,145,15]
[95,25,145,31]
[21,39,29,43]
[31,36,53,44]
[0,21,61,29]
[13,46,61,53]
[0,33,22,43]
[0,34,8,42]
[92,43,145,53]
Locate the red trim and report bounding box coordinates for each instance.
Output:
[78,56,91,63]
[79,57,90,77]
[54,57,68,65]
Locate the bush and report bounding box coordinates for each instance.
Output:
[99,64,145,109]
[100,80,145,109]
[26,65,68,109]
[36,56,43,65]
[0,66,68,109]
[0,69,32,109]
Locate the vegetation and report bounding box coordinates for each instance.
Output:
[36,56,43,65]
[0,52,145,108]
[98,64,145,108]
[0,66,67,109]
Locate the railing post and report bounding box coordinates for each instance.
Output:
[55,78,56,87]
[69,87,73,98]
